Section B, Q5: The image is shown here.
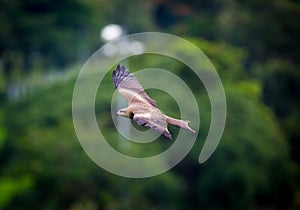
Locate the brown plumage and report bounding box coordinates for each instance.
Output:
[112,64,195,140]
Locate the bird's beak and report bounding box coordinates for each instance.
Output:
[116,111,120,116]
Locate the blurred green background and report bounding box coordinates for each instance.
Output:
[0,0,300,209]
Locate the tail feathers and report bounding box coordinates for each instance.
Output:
[165,116,196,133]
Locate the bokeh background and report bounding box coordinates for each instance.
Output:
[0,0,300,209]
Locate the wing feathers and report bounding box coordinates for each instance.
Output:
[133,112,172,140]
[112,64,129,88]
[112,65,157,107]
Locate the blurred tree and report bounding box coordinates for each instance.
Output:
[0,0,89,68]
[176,81,296,209]
[254,59,300,163]
[152,0,300,62]
[102,0,154,32]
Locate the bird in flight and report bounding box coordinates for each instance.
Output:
[112,65,196,140]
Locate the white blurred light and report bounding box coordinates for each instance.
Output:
[100,24,123,41]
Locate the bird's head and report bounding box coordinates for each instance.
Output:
[116,108,131,118]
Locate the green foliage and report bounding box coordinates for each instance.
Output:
[0,176,33,209]
[0,128,5,149]
[161,0,300,62]
[176,80,296,209]
[254,59,300,164]
[196,83,295,209]
[0,109,6,158]
[188,38,248,79]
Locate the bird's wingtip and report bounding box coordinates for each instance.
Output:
[112,64,130,89]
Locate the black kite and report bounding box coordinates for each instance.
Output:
[112,65,195,140]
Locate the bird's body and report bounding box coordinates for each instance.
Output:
[113,65,195,140]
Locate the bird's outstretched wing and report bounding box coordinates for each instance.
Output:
[133,109,172,140]
[112,65,157,107]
